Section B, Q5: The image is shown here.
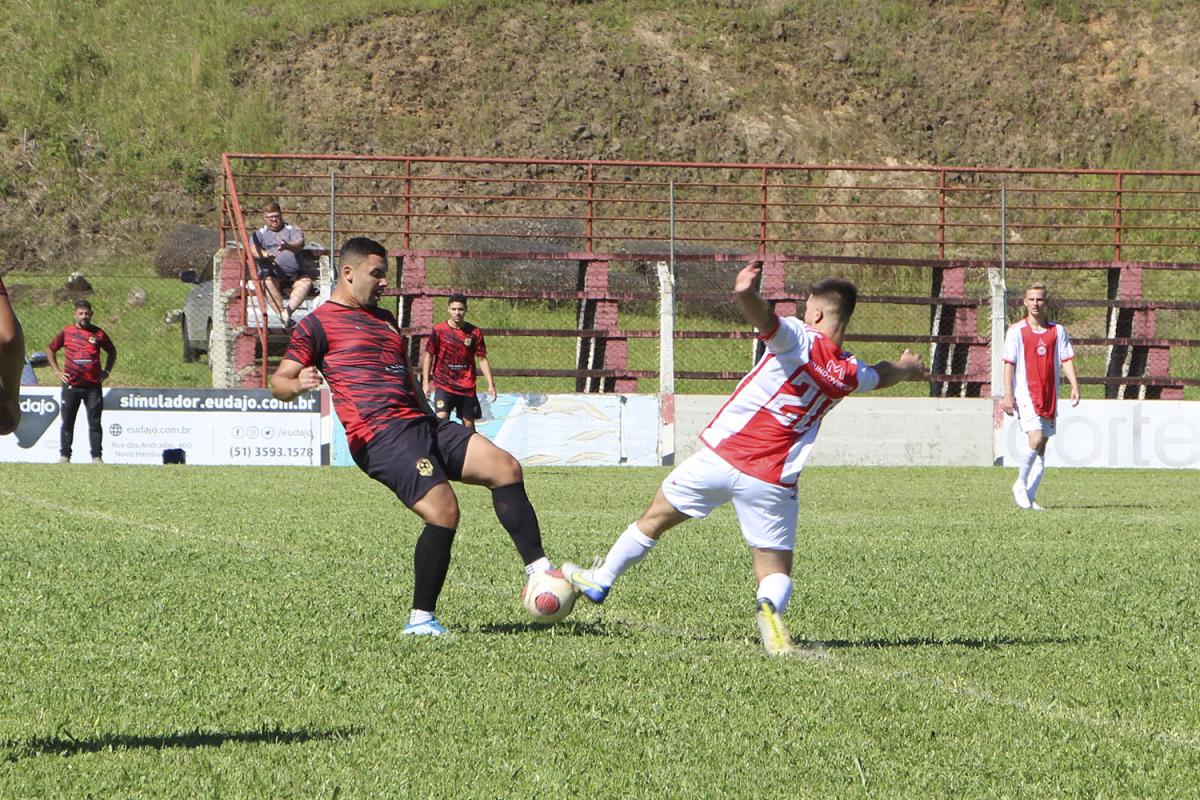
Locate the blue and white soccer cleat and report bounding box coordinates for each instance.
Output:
[560,560,611,604]
[402,617,449,636]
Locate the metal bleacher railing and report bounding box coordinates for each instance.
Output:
[218,155,1200,400]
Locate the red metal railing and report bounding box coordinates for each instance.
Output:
[219,154,1200,393]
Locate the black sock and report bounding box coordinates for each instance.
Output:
[491,482,545,565]
[412,523,456,613]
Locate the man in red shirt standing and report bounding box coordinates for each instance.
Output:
[421,294,497,432]
[0,273,25,436]
[1001,283,1080,510]
[49,299,117,464]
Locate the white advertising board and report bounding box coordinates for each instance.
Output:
[330,393,661,468]
[2,387,322,466]
[999,399,1200,469]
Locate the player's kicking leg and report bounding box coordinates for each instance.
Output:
[458,429,554,580]
[562,485,690,603]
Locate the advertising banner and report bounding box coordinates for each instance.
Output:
[2,387,322,466]
[1000,399,1200,469]
[330,393,661,468]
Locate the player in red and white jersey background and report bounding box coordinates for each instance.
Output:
[564,260,927,656]
[1001,282,1080,510]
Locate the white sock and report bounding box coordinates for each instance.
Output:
[595,522,657,586]
[408,609,434,625]
[524,556,551,577]
[756,572,793,614]
[1027,455,1045,500]
[1016,442,1037,488]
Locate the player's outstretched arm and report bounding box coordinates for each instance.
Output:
[871,348,928,390]
[734,260,774,333]
[0,281,24,435]
[1062,359,1081,407]
[270,358,322,402]
[1001,362,1017,415]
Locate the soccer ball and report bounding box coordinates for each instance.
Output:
[521,569,577,624]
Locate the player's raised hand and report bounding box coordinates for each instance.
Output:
[734,260,764,295]
[897,348,927,379]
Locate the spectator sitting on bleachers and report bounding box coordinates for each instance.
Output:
[248,201,317,327]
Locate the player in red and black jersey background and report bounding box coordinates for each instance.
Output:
[270,238,558,636]
[48,299,117,463]
[421,293,497,431]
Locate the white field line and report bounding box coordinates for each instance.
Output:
[829,659,1200,754]
[0,487,275,551]
[614,616,1200,754]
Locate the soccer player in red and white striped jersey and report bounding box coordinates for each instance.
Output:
[1001,283,1080,510]
[564,260,927,656]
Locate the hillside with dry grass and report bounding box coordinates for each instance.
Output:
[3,0,1199,270]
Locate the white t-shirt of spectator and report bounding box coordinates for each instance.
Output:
[253,224,305,276]
[700,314,879,487]
[1002,319,1074,419]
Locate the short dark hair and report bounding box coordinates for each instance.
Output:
[73,299,93,311]
[339,237,388,266]
[808,277,858,320]
[448,293,467,307]
[264,201,283,214]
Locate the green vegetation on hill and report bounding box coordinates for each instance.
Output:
[3,0,1200,270]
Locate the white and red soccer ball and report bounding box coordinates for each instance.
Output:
[521,569,577,624]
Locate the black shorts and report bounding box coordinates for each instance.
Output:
[433,388,482,422]
[255,257,320,283]
[351,416,474,507]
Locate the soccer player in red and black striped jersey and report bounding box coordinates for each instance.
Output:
[420,294,497,431]
[270,237,556,636]
[0,272,25,436]
[48,299,117,463]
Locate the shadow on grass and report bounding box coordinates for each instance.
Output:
[476,619,626,637]
[2,724,361,762]
[821,634,1087,650]
[1048,503,1154,510]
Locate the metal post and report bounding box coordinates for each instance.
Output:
[990,184,1008,463]
[329,169,337,258]
[669,180,676,281]
[657,260,676,467]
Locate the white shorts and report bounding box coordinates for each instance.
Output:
[1016,402,1056,436]
[661,447,799,551]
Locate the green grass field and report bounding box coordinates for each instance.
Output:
[1,463,1197,797]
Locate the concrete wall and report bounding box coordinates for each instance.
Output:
[676,396,995,467]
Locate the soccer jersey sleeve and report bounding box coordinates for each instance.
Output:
[1002,323,1021,364]
[850,359,880,394]
[763,315,806,356]
[48,329,65,352]
[284,317,321,367]
[1057,325,1075,362]
[475,328,487,357]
